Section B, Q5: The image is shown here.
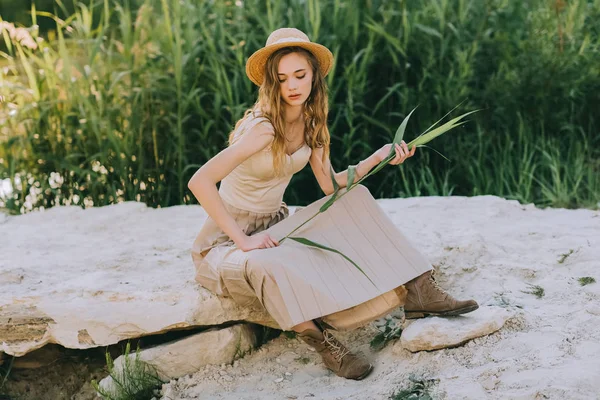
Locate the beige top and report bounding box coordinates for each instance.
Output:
[219,112,312,213]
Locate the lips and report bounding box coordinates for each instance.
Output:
[289,94,301,100]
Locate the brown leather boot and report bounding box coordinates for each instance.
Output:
[404,270,479,319]
[297,328,373,380]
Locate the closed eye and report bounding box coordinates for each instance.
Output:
[279,74,307,83]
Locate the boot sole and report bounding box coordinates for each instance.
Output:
[405,304,479,319]
[352,363,374,381]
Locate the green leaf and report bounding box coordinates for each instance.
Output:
[289,237,377,288]
[408,110,479,148]
[418,99,466,138]
[319,191,339,212]
[414,144,450,162]
[389,106,417,158]
[369,332,386,351]
[319,164,341,212]
[415,23,443,38]
[329,164,340,192]
[347,165,357,188]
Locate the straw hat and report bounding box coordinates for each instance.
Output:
[245,28,334,86]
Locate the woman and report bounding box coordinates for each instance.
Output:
[188,28,478,380]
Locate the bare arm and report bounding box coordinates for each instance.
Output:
[187,123,276,249]
[309,141,416,196]
[309,147,380,195]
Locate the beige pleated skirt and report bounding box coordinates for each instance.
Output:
[192,185,432,331]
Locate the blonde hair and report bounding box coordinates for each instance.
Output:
[229,46,331,176]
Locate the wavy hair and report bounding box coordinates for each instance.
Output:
[229,46,331,176]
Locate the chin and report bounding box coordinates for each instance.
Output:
[285,97,304,105]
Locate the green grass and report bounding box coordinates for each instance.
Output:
[282,331,297,339]
[295,356,311,365]
[558,249,574,264]
[391,376,438,400]
[0,356,14,399]
[1,0,599,213]
[578,277,596,286]
[91,342,163,400]
[370,318,403,351]
[522,284,545,299]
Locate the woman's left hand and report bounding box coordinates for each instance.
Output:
[376,140,416,165]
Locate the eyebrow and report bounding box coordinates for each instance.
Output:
[277,69,306,76]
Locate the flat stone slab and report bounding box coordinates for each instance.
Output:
[1,202,277,357]
[398,306,511,352]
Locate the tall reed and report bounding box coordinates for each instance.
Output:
[1,0,599,213]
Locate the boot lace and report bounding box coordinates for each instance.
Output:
[429,270,448,295]
[322,330,350,362]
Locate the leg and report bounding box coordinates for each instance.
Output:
[291,320,320,334]
[404,269,479,319]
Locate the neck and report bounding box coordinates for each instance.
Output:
[284,104,303,124]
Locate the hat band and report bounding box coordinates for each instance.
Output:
[269,37,309,46]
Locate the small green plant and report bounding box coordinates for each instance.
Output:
[283,331,298,339]
[522,284,545,299]
[370,318,403,351]
[295,356,311,365]
[558,249,574,264]
[391,376,438,400]
[578,277,596,286]
[91,342,163,400]
[0,355,14,399]
[233,336,248,360]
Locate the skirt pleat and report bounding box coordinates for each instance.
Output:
[192,185,432,331]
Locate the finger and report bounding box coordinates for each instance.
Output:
[410,146,416,156]
[398,144,406,158]
[392,145,401,165]
[402,141,409,154]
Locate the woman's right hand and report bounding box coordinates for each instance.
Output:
[238,232,279,252]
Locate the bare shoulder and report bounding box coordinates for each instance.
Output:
[188,117,276,186]
[232,118,274,155]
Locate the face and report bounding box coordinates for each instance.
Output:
[277,52,313,106]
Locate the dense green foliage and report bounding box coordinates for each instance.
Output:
[1,0,598,213]
[0,0,76,34]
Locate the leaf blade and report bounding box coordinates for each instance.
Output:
[389,106,417,157]
[408,110,479,148]
[289,237,377,288]
[347,164,357,188]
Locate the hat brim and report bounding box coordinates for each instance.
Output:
[246,41,334,86]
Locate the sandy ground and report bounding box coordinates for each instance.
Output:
[2,194,599,399]
[159,196,600,400]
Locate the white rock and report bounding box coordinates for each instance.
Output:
[0,203,278,357]
[586,305,600,316]
[274,377,284,383]
[399,307,511,352]
[98,323,258,395]
[481,375,499,390]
